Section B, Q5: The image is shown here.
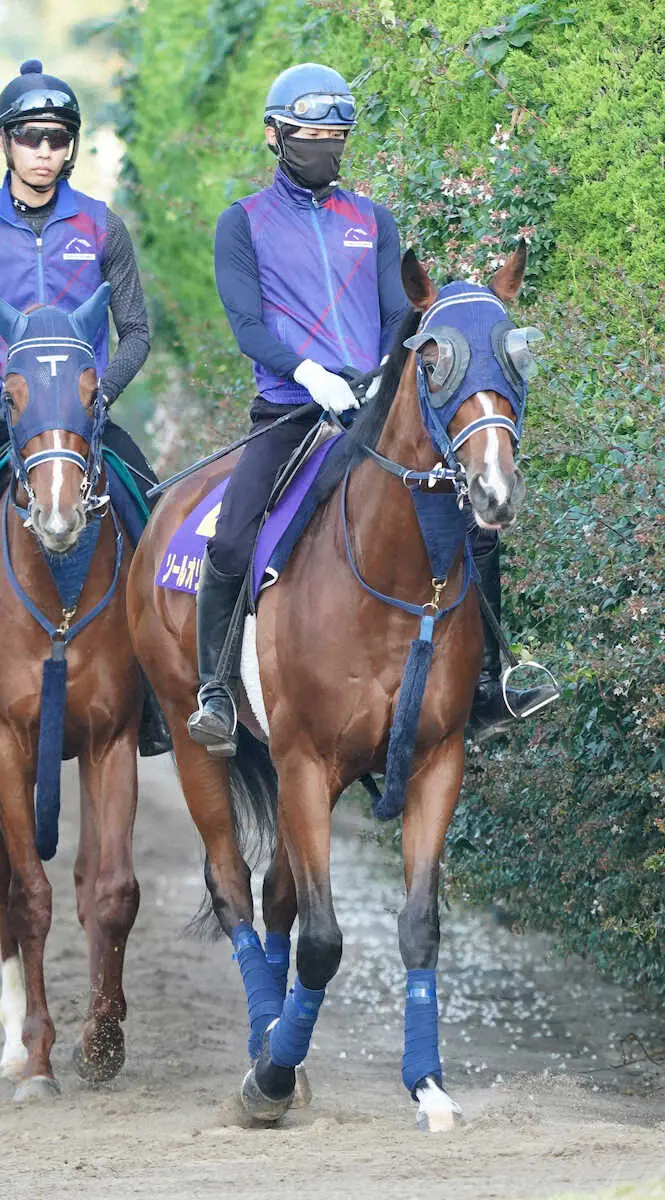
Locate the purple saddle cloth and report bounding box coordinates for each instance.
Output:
[157,434,341,601]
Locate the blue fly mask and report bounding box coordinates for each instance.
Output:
[403,280,544,485]
[0,283,111,515]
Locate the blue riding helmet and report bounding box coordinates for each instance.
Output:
[264,63,356,129]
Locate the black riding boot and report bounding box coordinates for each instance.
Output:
[138,674,173,757]
[187,550,244,758]
[470,541,558,742]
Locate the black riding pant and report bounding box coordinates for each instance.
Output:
[0,415,159,511]
[208,400,319,577]
[465,507,499,559]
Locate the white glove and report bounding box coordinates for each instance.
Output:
[293,359,359,415]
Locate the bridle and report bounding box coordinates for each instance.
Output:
[351,287,530,508]
[2,333,108,523]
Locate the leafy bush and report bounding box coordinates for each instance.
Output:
[448,280,665,996]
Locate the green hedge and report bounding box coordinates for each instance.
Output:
[113,0,665,995]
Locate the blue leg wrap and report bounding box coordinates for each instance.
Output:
[402,968,443,1095]
[264,931,290,1003]
[269,977,325,1069]
[231,923,284,1061]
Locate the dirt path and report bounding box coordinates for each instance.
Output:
[2,757,664,1199]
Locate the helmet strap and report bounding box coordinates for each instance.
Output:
[2,129,14,172]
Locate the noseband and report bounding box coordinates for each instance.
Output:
[2,334,108,520]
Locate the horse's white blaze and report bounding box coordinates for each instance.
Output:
[478,391,510,508]
[241,614,270,737]
[46,431,67,535]
[0,954,28,1079]
[414,1077,463,1133]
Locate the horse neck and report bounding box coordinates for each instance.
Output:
[344,367,461,607]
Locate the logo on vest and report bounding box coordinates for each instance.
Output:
[343,226,374,249]
[62,237,96,262]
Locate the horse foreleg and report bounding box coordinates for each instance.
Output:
[398,731,466,1133]
[0,829,27,1080]
[262,832,297,994]
[0,733,58,1100]
[261,832,313,1109]
[242,752,340,1121]
[72,731,140,1084]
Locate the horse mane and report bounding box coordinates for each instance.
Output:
[315,306,422,504]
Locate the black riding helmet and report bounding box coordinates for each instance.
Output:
[0,59,81,182]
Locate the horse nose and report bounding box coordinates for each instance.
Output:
[469,469,525,526]
[32,502,86,548]
[43,509,69,537]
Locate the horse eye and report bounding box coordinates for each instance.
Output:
[3,391,15,409]
[424,361,436,378]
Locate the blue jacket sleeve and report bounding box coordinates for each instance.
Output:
[214,203,303,380]
[372,202,411,358]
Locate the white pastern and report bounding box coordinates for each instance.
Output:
[478,391,510,508]
[414,1077,463,1133]
[0,955,28,1079]
[240,614,270,738]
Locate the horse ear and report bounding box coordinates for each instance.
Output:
[0,297,28,348]
[401,250,439,311]
[69,282,111,343]
[488,239,528,302]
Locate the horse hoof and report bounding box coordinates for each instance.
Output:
[72,1030,125,1084]
[240,1066,294,1122]
[291,1064,313,1109]
[414,1076,463,1134]
[13,1075,61,1104]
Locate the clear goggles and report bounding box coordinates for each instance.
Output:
[272,92,356,125]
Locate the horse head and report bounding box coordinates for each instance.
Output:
[0,283,110,553]
[401,241,542,530]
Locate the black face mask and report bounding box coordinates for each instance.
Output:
[281,136,345,191]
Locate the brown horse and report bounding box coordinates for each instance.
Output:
[0,288,142,1100]
[128,245,533,1131]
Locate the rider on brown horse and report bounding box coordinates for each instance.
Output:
[188,62,558,757]
[0,59,169,754]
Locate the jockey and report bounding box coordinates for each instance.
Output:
[189,61,557,757]
[0,59,169,755]
[0,59,158,511]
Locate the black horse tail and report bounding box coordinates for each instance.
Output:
[188,724,278,940]
[228,724,278,865]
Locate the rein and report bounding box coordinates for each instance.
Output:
[3,487,124,645]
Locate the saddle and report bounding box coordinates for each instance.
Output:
[157,420,341,604]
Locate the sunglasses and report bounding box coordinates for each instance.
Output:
[271,93,356,124]
[10,125,72,151]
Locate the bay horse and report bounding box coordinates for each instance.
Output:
[0,286,142,1101]
[127,243,535,1131]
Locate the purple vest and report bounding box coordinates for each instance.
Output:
[0,174,108,376]
[239,169,381,404]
